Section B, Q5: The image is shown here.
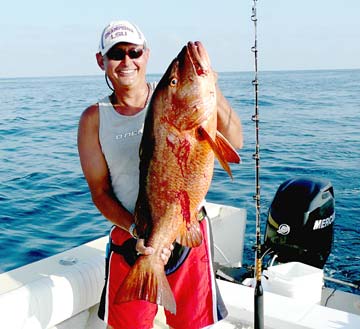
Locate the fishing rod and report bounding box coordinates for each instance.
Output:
[251,1,264,329]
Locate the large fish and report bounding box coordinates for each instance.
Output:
[115,41,240,314]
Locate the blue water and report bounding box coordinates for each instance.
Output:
[1,70,359,292]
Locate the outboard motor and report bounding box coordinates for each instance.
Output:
[264,177,335,269]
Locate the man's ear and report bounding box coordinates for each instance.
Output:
[96,52,105,70]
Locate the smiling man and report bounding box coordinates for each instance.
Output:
[77,20,243,329]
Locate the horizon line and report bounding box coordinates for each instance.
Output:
[1,67,359,80]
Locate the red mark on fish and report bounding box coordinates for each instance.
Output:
[176,190,191,225]
[166,134,190,176]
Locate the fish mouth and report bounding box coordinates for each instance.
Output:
[186,42,215,122]
[168,41,215,130]
[184,41,211,77]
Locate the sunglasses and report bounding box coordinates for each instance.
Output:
[106,47,144,61]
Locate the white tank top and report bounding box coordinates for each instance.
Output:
[98,82,156,213]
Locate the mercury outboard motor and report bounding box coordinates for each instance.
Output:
[264,177,335,269]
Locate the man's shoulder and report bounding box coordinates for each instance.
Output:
[79,103,100,127]
[82,103,99,117]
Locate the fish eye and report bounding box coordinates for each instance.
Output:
[169,78,178,87]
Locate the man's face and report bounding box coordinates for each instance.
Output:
[103,42,149,88]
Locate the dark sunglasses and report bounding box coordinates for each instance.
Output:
[106,47,144,61]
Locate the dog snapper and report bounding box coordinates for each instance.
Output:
[115,41,240,314]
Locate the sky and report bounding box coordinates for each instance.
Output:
[1,0,359,78]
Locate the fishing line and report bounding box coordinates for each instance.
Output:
[251,1,264,328]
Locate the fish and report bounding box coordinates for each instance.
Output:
[114,41,240,314]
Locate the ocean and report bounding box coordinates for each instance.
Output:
[0,70,359,292]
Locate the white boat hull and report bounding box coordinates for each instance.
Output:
[0,203,359,329]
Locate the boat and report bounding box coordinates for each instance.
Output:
[1,178,360,329]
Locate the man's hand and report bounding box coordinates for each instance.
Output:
[135,239,175,265]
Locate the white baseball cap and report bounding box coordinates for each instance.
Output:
[98,20,146,56]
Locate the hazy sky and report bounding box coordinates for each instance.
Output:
[1,0,359,78]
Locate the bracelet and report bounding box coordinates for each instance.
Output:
[129,223,137,239]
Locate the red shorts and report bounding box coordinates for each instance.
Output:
[98,216,227,329]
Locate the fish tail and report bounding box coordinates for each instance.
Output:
[114,258,177,314]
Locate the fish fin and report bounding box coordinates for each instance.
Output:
[176,219,202,247]
[197,126,240,179]
[215,131,241,164]
[115,258,177,314]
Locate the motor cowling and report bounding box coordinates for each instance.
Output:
[264,177,335,269]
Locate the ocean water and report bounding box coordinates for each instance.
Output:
[1,70,359,292]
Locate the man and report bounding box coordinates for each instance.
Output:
[78,20,243,329]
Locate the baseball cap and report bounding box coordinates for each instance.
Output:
[98,20,147,56]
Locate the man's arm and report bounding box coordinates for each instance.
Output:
[216,84,243,150]
[77,104,134,231]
